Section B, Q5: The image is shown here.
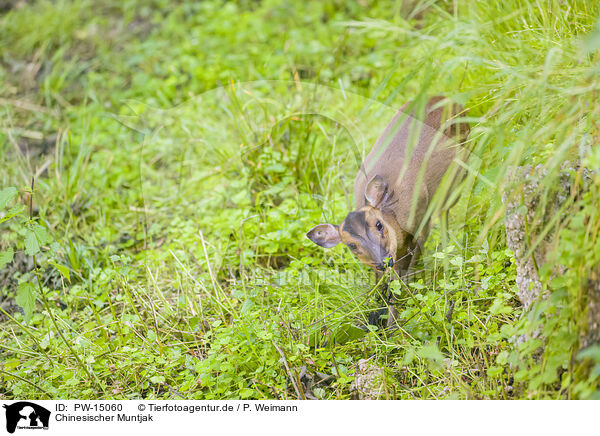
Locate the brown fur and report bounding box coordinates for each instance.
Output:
[307,96,470,279]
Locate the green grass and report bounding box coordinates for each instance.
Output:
[1,0,599,399]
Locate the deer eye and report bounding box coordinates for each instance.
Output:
[376,221,383,232]
[348,243,358,250]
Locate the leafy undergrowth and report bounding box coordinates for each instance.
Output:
[1,0,599,399]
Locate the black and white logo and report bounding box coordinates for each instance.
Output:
[2,402,50,434]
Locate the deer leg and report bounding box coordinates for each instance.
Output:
[368,270,393,327]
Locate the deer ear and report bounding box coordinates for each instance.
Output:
[365,175,388,207]
[306,224,341,248]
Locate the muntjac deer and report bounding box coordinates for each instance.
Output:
[307,96,470,324]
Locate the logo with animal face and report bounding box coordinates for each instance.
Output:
[2,402,50,433]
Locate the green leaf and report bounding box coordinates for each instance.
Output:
[583,19,600,53]
[417,343,445,369]
[496,350,509,365]
[16,282,37,322]
[150,375,166,384]
[577,345,600,362]
[265,163,286,173]
[240,298,255,314]
[0,187,18,210]
[3,359,21,371]
[401,348,415,365]
[487,366,503,378]
[467,254,485,263]
[409,281,425,290]
[332,323,365,344]
[24,230,40,256]
[449,255,464,266]
[239,388,255,398]
[49,261,71,282]
[0,248,14,270]
[417,343,445,361]
[68,239,80,271]
[147,330,157,341]
[0,204,25,225]
[33,223,51,245]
